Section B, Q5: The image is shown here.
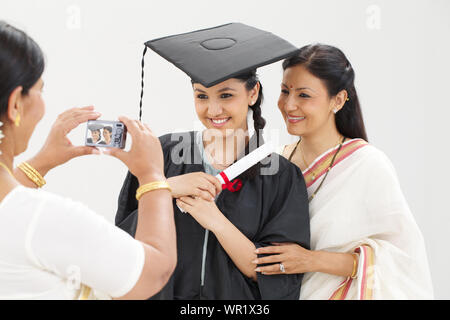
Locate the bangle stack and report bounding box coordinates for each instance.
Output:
[18,162,46,188]
[136,181,171,201]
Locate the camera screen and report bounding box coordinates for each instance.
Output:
[85,120,126,149]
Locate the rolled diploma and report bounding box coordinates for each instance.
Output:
[177,141,276,212]
[215,140,276,184]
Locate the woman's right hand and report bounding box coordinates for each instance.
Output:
[104,116,165,184]
[168,172,222,201]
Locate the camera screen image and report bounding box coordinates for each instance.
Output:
[85,120,127,149]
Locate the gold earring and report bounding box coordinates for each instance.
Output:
[14,113,21,127]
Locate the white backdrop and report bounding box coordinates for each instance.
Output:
[1,0,449,299]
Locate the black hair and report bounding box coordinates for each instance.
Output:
[233,70,266,179]
[233,69,266,147]
[0,21,45,120]
[282,44,368,141]
[103,126,113,133]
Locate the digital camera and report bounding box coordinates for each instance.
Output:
[85,120,127,149]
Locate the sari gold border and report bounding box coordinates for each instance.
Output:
[329,278,353,300]
[356,245,375,300]
[329,244,375,300]
[304,139,368,188]
[77,285,92,300]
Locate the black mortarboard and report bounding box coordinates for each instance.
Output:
[138,23,299,119]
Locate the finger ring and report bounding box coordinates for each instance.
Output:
[279,263,285,273]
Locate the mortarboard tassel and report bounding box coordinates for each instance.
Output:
[139,45,148,121]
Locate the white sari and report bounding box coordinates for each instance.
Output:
[282,139,433,299]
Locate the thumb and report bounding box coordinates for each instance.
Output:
[103,147,127,163]
[71,146,101,158]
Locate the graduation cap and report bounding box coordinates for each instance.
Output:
[138,22,300,120]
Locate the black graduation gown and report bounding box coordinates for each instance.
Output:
[115,131,310,300]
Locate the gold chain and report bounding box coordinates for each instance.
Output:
[289,135,346,202]
[0,161,14,178]
[297,135,343,169]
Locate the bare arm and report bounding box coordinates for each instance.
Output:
[13,156,51,188]
[253,244,356,277]
[117,181,176,300]
[312,250,355,277]
[106,117,177,300]
[211,215,257,281]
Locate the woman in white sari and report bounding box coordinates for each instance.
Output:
[252,44,433,299]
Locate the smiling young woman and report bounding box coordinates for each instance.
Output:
[116,68,310,300]
[253,44,434,300]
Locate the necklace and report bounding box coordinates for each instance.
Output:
[299,139,309,168]
[289,136,346,202]
[296,135,343,169]
[0,161,14,178]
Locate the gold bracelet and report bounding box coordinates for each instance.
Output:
[21,162,47,188]
[350,253,359,279]
[136,181,171,201]
[18,162,45,188]
[18,162,46,188]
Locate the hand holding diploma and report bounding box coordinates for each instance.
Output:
[167,172,222,201]
[176,141,276,213]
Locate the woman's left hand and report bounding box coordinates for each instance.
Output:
[176,196,225,232]
[252,243,316,275]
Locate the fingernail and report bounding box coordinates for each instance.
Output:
[255,268,261,272]
[251,259,258,264]
[254,249,259,254]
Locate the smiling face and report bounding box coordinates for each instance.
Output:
[103,128,111,143]
[91,130,100,142]
[277,64,338,137]
[193,78,259,137]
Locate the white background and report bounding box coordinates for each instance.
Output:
[1,0,449,299]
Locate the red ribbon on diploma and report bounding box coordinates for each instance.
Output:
[220,172,242,192]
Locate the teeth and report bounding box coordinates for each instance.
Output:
[212,118,229,124]
[288,116,305,120]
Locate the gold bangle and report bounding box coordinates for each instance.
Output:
[136,181,171,201]
[19,162,45,187]
[18,165,44,188]
[350,253,359,279]
[18,162,46,188]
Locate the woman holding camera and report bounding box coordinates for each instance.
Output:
[0,21,176,299]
